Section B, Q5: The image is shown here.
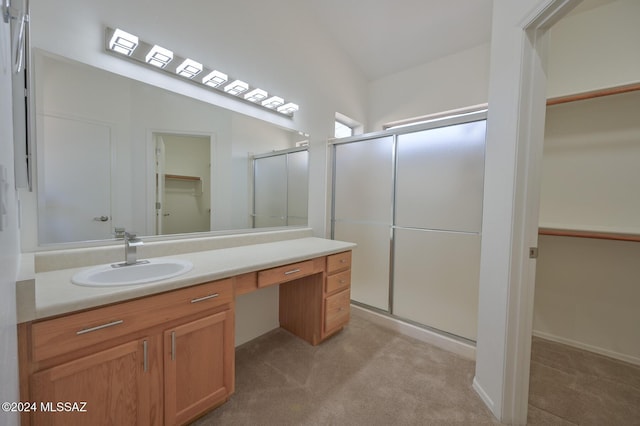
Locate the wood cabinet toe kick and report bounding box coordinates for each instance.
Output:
[18,249,352,425]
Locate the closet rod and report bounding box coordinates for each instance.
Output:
[538,227,640,243]
[546,83,640,106]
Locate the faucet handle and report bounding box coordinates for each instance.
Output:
[114,227,126,239]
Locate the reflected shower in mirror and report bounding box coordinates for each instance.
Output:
[252,148,309,228]
[33,50,309,245]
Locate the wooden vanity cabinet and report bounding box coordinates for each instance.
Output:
[19,249,353,425]
[278,251,352,345]
[30,335,160,426]
[164,310,234,425]
[19,279,234,426]
[323,251,351,337]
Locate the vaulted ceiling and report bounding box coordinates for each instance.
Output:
[297,0,618,81]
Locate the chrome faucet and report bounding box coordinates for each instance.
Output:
[124,232,144,265]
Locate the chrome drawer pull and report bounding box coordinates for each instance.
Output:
[76,319,124,335]
[171,331,176,361]
[191,293,219,303]
[143,340,148,372]
[340,259,347,263]
[284,268,301,275]
[339,279,346,284]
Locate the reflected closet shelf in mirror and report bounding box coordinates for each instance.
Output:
[165,174,201,182]
[162,174,203,196]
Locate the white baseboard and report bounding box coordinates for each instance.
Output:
[472,376,496,414]
[351,304,476,360]
[532,330,640,366]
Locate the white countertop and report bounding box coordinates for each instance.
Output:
[18,237,355,323]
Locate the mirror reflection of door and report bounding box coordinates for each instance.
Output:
[39,115,113,244]
[155,132,211,235]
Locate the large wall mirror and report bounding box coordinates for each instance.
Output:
[32,50,309,246]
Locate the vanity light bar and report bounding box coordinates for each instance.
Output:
[109,29,138,56]
[176,58,203,78]
[262,96,284,109]
[146,45,173,68]
[244,88,268,103]
[105,27,299,116]
[224,80,249,96]
[202,70,228,88]
[277,102,299,115]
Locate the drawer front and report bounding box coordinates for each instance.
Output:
[235,272,258,296]
[325,269,351,295]
[31,279,233,362]
[257,258,324,288]
[327,251,352,275]
[324,289,350,335]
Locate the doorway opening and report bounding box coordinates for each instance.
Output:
[154,132,212,235]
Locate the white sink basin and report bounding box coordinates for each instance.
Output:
[71,259,193,287]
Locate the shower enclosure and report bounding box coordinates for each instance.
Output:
[331,112,486,341]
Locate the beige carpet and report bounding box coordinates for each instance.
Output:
[192,315,640,425]
[193,314,498,425]
[528,336,640,425]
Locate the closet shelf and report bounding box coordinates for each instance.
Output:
[546,82,640,106]
[165,174,201,182]
[538,227,640,243]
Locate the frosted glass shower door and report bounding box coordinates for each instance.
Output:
[392,120,486,340]
[332,136,394,311]
[394,120,485,232]
[253,155,287,228]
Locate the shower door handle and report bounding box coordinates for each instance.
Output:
[93,215,110,222]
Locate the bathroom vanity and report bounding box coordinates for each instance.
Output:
[17,235,354,425]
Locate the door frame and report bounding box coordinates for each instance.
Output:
[473,1,581,424]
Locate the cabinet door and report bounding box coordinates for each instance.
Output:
[31,338,160,426]
[164,311,234,425]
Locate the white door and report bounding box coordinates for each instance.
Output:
[39,115,112,244]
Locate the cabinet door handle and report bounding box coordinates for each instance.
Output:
[171,331,176,361]
[143,340,148,372]
[284,268,301,275]
[76,319,123,335]
[190,293,219,303]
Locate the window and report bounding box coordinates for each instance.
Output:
[334,120,353,138]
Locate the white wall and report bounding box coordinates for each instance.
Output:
[546,0,640,97]
[0,19,21,426]
[368,43,490,131]
[534,235,640,364]
[539,91,640,234]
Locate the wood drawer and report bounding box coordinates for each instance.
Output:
[325,269,351,295]
[327,251,352,275]
[324,288,350,335]
[31,279,233,362]
[234,272,258,295]
[258,257,324,288]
